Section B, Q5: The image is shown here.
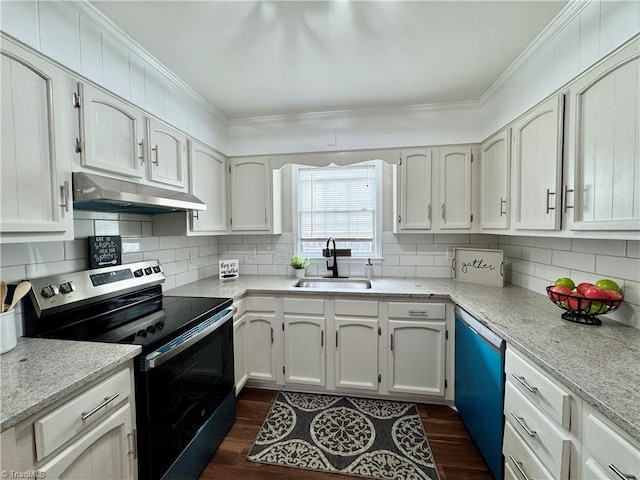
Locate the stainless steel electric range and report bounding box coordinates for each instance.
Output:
[24,260,236,480]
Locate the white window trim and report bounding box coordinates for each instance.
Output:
[292,160,383,260]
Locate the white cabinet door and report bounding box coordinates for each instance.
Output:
[512,95,564,230]
[284,315,325,387]
[78,82,145,179]
[395,149,432,231]
[566,39,640,231]
[229,158,271,231]
[147,117,187,188]
[481,129,511,229]
[334,318,379,392]
[437,146,472,229]
[1,41,73,240]
[189,139,227,233]
[387,320,446,396]
[39,404,135,479]
[233,314,248,394]
[246,313,279,384]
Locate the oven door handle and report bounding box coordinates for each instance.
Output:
[143,306,236,370]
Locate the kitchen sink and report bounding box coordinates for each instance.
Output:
[293,278,372,290]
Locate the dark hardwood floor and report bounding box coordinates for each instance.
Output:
[199,388,493,480]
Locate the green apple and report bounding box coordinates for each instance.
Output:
[595,279,621,293]
[555,277,575,290]
[588,301,607,315]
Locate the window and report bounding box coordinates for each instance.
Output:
[293,161,382,258]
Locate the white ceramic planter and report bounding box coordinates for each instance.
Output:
[1,308,17,354]
[294,269,306,279]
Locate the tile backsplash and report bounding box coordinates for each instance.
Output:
[1,210,638,333]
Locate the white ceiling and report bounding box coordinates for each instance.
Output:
[90,1,567,120]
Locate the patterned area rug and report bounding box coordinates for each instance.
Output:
[247,392,440,480]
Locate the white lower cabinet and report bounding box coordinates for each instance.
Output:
[581,402,640,480]
[334,299,380,392]
[283,298,325,388]
[386,302,447,397]
[2,364,136,479]
[233,311,249,395]
[246,312,280,384]
[504,421,555,480]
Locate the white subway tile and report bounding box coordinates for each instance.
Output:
[121,237,159,253]
[276,233,293,244]
[94,220,120,236]
[122,253,144,264]
[73,219,94,238]
[552,250,596,272]
[188,255,210,269]
[64,240,87,260]
[596,255,640,282]
[199,265,218,279]
[382,232,399,244]
[0,265,27,284]
[534,264,571,283]
[572,239,626,257]
[158,236,188,250]
[382,254,400,266]
[398,234,433,244]
[74,211,118,220]
[416,244,448,255]
[627,241,640,259]
[416,266,452,278]
[162,276,176,292]
[243,255,273,265]
[568,270,624,288]
[119,213,152,221]
[434,255,452,267]
[162,260,189,277]
[511,259,535,275]
[175,270,199,287]
[219,235,243,244]
[383,243,416,255]
[621,281,639,307]
[1,242,65,267]
[257,244,275,255]
[199,245,217,257]
[187,236,210,247]
[143,249,176,264]
[535,237,572,251]
[509,236,536,247]
[26,259,86,278]
[247,235,276,244]
[433,234,470,244]
[229,244,256,255]
[239,265,258,275]
[521,247,552,264]
[382,266,416,277]
[470,234,498,243]
[400,255,434,266]
[175,247,194,262]
[141,222,153,237]
[502,245,522,259]
[258,265,287,275]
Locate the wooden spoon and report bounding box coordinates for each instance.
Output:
[6,281,32,312]
[0,281,7,313]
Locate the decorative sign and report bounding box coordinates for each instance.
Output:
[219,259,239,280]
[88,235,122,269]
[453,248,504,287]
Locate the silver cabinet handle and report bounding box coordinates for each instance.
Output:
[60,181,70,212]
[500,198,507,216]
[138,139,145,164]
[390,333,394,352]
[271,327,274,344]
[609,464,637,480]
[509,455,531,480]
[510,412,536,437]
[335,331,339,348]
[151,145,159,166]
[563,185,574,213]
[81,393,120,421]
[441,203,446,220]
[408,310,429,316]
[321,330,324,347]
[546,188,555,213]
[511,373,538,394]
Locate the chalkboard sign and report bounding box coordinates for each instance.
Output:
[88,236,122,269]
[219,259,239,280]
[453,248,504,287]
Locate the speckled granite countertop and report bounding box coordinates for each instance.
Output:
[1,338,140,431]
[167,275,640,442]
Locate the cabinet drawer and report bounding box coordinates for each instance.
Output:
[283,298,324,315]
[34,368,131,460]
[387,302,445,319]
[504,382,571,480]
[582,405,640,480]
[335,299,378,317]
[504,421,555,480]
[245,296,277,312]
[505,347,571,429]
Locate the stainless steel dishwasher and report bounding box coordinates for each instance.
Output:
[455,306,505,480]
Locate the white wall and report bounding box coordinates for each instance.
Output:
[0,0,228,152]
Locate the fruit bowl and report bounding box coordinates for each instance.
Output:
[546,286,623,325]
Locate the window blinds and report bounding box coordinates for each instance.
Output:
[298,164,375,241]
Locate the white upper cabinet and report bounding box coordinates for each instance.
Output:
[565,38,640,232]
[146,117,187,188]
[481,129,511,230]
[512,94,564,230]
[394,149,432,231]
[189,139,226,233]
[436,146,473,230]
[229,157,282,233]
[1,38,74,242]
[77,82,145,179]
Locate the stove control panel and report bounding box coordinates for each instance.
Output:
[29,260,165,316]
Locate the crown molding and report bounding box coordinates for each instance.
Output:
[65,0,228,124]
[227,99,480,125]
[479,0,590,106]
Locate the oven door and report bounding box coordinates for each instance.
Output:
[136,306,235,480]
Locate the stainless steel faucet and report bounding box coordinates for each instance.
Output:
[325,237,339,278]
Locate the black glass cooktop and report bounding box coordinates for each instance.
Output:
[26,286,232,351]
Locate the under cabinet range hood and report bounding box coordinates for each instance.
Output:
[72,172,206,215]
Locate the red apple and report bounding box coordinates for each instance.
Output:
[576,282,595,296]
[548,285,572,302]
[582,285,610,300]
[600,289,623,306]
[566,292,584,311]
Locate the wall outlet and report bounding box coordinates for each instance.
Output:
[189,249,198,265]
[276,246,288,259]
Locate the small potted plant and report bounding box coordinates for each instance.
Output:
[290,255,310,279]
